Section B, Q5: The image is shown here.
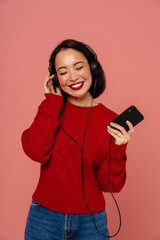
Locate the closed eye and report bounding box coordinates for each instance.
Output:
[76,66,83,70]
[60,72,67,75]
[60,66,84,75]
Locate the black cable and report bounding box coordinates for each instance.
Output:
[60,77,121,238]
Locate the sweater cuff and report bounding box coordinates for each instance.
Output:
[44,93,64,103]
[35,93,64,117]
[37,93,63,109]
[111,137,128,152]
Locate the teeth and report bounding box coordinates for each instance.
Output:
[70,82,83,88]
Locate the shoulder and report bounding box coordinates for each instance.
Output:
[98,103,118,122]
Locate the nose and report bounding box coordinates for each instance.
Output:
[69,70,79,82]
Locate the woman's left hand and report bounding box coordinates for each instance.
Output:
[107,120,134,145]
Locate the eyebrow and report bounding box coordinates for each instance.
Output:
[57,61,84,71]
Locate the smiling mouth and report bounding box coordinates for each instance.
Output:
[69,81,84,90]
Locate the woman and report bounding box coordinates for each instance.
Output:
[21,39,134,240]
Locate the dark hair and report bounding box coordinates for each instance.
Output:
[49,39,106,100]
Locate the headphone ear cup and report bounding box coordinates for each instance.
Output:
[89,60,98,98]
[90,60,98,77]
[48,56,60,92]
[51,71,61,93]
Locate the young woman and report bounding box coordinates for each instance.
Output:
[21,39,134,240]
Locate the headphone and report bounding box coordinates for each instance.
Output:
[48,41,121,238]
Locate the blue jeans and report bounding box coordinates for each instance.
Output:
[25,199,110,240]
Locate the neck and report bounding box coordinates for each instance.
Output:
[67,92,95,107]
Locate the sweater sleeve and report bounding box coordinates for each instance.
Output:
[96,137,128,193]
[21,93,64,165]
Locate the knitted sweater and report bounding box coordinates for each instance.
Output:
[21,93,128,214]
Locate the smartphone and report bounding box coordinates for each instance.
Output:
[106,105,144,132]
[48,66,60,93]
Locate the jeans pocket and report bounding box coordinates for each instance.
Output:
[31,199,41,207]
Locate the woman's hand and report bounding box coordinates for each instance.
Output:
[43,70,62,96]
[107,120,134,145]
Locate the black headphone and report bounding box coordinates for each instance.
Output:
[48,41,98,99]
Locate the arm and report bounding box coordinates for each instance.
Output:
[21,93,63,165]
[96,138,128,193]
[96,118,135,193]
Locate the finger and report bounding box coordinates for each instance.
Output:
[107,125,123,137]
[47,70,51,77]
[47,71,54,79]
[107,127,129,145]
[107,128,119,138]
[107,129,124,144]
[45,78,51,86]
[109,122,128,136]
[45,78,54,87]
[109,123,130,141]
[49,73,54,78]
[126,120,135,134]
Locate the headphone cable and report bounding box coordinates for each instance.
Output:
[60,77,121,238]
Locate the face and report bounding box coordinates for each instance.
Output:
[55,48,92,102]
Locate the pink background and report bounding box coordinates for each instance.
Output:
[1,0,160,239]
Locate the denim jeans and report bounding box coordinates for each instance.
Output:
[25,199,110,240]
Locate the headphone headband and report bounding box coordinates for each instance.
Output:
[80,41,97,62]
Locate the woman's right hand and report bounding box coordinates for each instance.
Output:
[43,70,62,96]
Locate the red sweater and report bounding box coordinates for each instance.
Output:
[21,93,128,214]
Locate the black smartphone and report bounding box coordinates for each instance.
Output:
[48,67,60,93]
[106,105,144,132]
